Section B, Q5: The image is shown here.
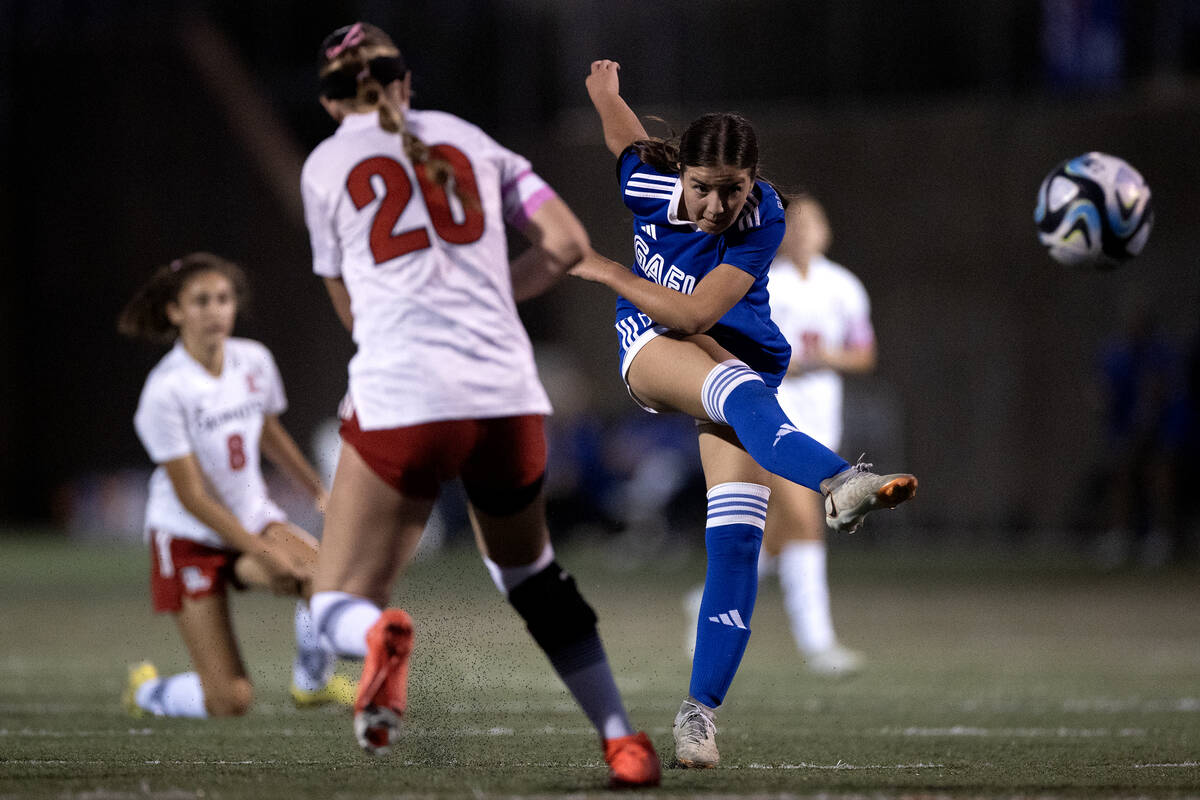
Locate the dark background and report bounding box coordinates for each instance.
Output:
[2,0,1199,543]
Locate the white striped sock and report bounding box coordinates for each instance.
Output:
[700,360,762,424]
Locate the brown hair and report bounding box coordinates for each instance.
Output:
[317,22,453,188]
[117,252,249,343]
[633,112,760,179]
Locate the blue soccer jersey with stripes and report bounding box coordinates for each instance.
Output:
[613,147,791,386]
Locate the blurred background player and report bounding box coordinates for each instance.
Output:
[758,194,876,673]
[574,59,916,768]
[685,194,876,675]
[299,24,657,787]
[118,252,351,718]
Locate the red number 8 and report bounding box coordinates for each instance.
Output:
[227,434,246,471]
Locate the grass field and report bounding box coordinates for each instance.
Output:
[1,531,1198,799]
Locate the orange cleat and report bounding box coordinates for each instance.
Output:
[604,731,661,789]
[353,608,414,755]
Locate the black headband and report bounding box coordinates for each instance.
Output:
[318,54,409,99]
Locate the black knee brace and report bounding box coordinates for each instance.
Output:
[507,561,598,652]
[465,473,545,517]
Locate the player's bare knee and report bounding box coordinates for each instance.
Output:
[205,678,254,717]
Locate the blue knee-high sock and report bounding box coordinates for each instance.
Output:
[689,482,770,708]
[702,360,848,491]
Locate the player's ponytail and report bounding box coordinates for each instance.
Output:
[118,252,249,344]
[317,22,456,194]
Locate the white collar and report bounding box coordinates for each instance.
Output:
[336,112,385,134]
[665,178,699,231]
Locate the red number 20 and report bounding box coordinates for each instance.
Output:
[227,434,246,471]
[346,145,485,265]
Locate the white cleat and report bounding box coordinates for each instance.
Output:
[672,697,719,768]
[805,643,865,676]
[820,460,917,533]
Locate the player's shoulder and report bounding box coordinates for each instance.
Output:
[732,181,785,234]
[407,108,485,143]
[620,149,677,208]
[225,337,274,367]
[813,255,865,287]
[140,345,190,399]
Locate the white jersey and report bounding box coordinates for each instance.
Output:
[134,338,288,547]
[301,108,554,430]
[768,255,874,451]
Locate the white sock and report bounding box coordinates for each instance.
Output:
[136,672,207,718]
[778,541,835,653]
[293,601,335,692]
[757,547,778,577]
[483,542,555,595]
[310,590,381,659]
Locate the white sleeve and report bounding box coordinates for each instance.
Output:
[841,272,875,349]
[481,131,556,230]
[259,345,288,416]
[133,378,192,464]
[301,157,343,278]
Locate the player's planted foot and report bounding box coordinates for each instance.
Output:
[123,661,158,718]
[821,460,917,533]
[672,697,718,768]
[354,609,414,755]
[291,673,357,708]
[604,731,661,788]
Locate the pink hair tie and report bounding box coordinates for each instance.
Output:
[169,259,183,272]
[325,22,365,60]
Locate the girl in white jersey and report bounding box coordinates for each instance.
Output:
[299,23,657,788]
[765,196,877,674]
[119,252,352,718]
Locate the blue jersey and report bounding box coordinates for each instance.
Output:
[612,147,791,386]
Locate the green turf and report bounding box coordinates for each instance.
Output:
[1,532,1198,799]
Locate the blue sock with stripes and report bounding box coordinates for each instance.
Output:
[701,360,848,491]
[689,482,769,708]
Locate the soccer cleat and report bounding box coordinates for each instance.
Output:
[672,697,719,768]
[805,643,865,676]
[291,673,357,708]
[820,460,917,533]
[123,661,158,718]
[604,731,661,788]
[354,608,414,756]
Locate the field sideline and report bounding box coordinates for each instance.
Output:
[1,532,1198,799]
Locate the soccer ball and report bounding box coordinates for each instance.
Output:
[1033,152,1153,269]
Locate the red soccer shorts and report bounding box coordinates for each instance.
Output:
[149,531,239,613]
[339,413,547,506]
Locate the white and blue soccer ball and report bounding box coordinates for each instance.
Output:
[1033,152,1153,269]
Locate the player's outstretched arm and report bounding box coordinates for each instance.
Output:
[570,249,752,335]
[510,195,590,302]
[586,60,647,157]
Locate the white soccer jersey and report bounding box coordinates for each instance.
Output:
[768,255,874,451]
[134,338,288,547]
[301,109,554,430]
